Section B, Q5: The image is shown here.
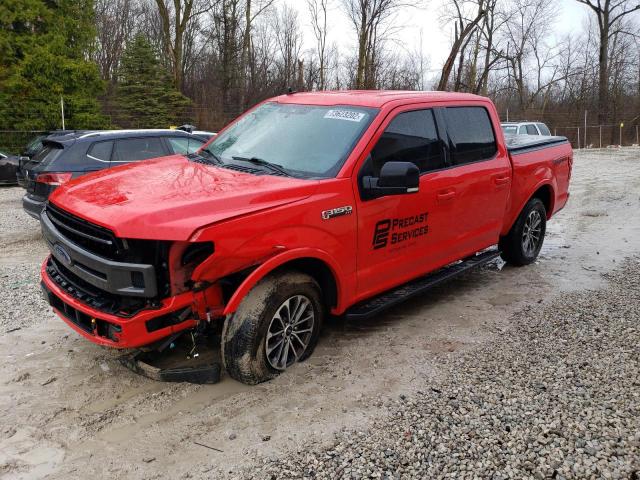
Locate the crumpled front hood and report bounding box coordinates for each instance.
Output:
[50,155,318,240]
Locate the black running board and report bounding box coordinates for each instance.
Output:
[345,250,501,320]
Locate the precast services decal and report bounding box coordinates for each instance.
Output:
[372,211,429,250]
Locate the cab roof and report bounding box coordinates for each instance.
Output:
[272,90,488,108]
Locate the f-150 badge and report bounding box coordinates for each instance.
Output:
[322,206,353,220]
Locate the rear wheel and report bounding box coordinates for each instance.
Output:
[499,198,546,266]
[221,271,323,385]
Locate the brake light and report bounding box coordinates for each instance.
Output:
[36,173,73,186]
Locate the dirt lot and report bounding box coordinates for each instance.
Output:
[1,148,639,479]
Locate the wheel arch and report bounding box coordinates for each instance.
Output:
[222,249,342,316]
[502,182,555,236]
[531,183,554,218]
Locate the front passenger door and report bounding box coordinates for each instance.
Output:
[355,108,460,299]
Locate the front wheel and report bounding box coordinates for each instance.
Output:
[499,198,546,266]
[221,271,323,385]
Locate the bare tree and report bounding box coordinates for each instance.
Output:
[154,0,214,91]
[239,0,276,109]
[93,0,137,85]
[474,0,508,94]
[273,4,304,90]
[211,0,243,120]
[575,0,640,123]
[307,0,330,90]
[437,0,486,91]
[501,0,557,111]
[342,0,417,89]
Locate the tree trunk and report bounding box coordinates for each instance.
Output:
[437,7,485,91]
[239,0,251,111]
[597,18,609,124]
[355,16,368,89]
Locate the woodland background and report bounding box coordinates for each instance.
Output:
[1,0,639,151]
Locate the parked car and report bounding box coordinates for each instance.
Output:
[17,130,89,187]
[0,151,19,185]
[40,91,572,385]
[192,130,217,141]
[176,124,216,141]
[22,129,206,219]
[501,121,552,136]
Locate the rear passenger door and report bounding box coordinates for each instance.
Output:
[440,106,511,254]
[111,137,169,164]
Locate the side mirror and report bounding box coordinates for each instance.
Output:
[362,161,419,199]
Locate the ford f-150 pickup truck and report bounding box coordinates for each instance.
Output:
[40,91,572,385]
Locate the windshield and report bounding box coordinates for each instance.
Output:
[502,125,517,135]
[201,102,377,178]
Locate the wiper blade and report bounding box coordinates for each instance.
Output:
[189,149,224,165]
[231,156,292,177]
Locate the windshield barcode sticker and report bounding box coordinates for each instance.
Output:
[324,110,366,122]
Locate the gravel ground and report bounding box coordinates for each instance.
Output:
[1,149,639,479]
[248,259,640,480]
[0,264,44,331]
[0,186,48,332]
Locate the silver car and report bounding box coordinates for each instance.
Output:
[501,122,552,136]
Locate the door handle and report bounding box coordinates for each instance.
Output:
[437,191,456,201]
[493,176,510,186]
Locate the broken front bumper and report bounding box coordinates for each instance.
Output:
[41,258,198,348]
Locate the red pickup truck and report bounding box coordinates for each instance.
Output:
[40,91,572,384]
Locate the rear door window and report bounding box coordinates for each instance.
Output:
[537,123,551,135]
[443,107,497,165]
[166,136,205,155]
[526,124,539,135]
[370,109,446,175]
[113,137,166,162]
[87,141,113,162]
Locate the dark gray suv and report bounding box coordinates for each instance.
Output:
[22,129,206,219]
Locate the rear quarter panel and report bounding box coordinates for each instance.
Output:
[502,142,573,235]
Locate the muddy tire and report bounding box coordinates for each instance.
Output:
[499,198,547,266]
[221,271,324,385]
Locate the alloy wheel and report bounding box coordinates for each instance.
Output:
[522,210,542,257]
[265,295,315,371]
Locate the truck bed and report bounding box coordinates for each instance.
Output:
[501,134,573,236]
[505,135,569,155]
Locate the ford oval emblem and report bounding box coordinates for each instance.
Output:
[53,244,72,265]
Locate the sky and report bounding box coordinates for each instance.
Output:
[284,0,591,76]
